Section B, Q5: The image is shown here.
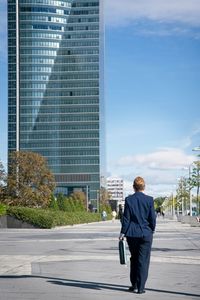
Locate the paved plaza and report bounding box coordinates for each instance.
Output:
[0,218,199,300]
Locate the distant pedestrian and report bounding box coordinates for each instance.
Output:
[111,210,117,222]
[119,176,156,294]
[118,205,123,223]
[101,210,107,221]
[161,211,165,218]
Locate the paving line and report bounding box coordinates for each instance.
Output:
[0,254,200,276]
[0,237,198,244]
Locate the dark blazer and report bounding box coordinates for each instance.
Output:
[121,192,156,238]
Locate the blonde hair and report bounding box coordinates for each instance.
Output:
[133,176,145,191]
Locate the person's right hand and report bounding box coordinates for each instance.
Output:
[119,233,125,240]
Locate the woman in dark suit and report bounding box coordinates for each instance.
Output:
[119,176,156,294]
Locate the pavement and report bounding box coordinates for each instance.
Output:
[0,218,199,300]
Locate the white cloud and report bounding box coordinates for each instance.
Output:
[109,148,196,197]
[105,0,200,27]
[117,148,195,170]
[134,26,200,38]
[146,183,176,198]
[123,178,176,198]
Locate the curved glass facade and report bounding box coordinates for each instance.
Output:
[8,0,104,205]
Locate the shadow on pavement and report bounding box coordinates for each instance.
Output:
[0,275,200,297]
[47,279,127,292]
[146,287,200,297]
[152,247,198,252]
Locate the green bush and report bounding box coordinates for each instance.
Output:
[56,193,65,211]
[52,193,86,213]
[7,206,54,228]
[68,197,76,212]
[7,206,102,228]
[48,194,59,210]
[100,204,112,214]
[64,198,73,212]
[0,203,7,216]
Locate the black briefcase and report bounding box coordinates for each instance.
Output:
[119,240,127,265]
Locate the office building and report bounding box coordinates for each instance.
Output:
[8,0,104,207]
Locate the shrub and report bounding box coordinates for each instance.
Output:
[74,199,85,212]
[56,193,65,211]
[0,203,7,216]
[55,193,86,213]
[100,204,112,214]
[49,194,59,210]
[7,206,54,228]
[68,197,76,212]
[7,206,102,228]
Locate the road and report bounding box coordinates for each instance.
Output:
[0,218,199,300]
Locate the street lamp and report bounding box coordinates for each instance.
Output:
[172,192,175,219]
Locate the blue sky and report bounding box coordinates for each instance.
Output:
[1,0,200,197]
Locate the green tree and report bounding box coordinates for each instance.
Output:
[176,177,190,214]
[100,186,111,206]
[189,161,200,214]
[6,151,55,207]
[0,160,6,199]
[154,197,166,212]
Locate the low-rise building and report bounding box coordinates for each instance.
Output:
[107,177,124,211]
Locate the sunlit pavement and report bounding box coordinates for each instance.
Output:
[0,218,199,300]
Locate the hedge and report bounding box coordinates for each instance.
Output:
[0,203,7,216]
[6,206,103,229]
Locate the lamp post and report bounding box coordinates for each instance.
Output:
[177,177,185,216]
[171,192,175,219]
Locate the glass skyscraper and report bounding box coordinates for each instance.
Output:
[8,0,104,207]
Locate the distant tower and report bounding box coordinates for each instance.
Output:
[8,0,105,208]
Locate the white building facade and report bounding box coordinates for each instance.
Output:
[107,177,124,210]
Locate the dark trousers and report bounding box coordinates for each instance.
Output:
[126,235,153,291]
